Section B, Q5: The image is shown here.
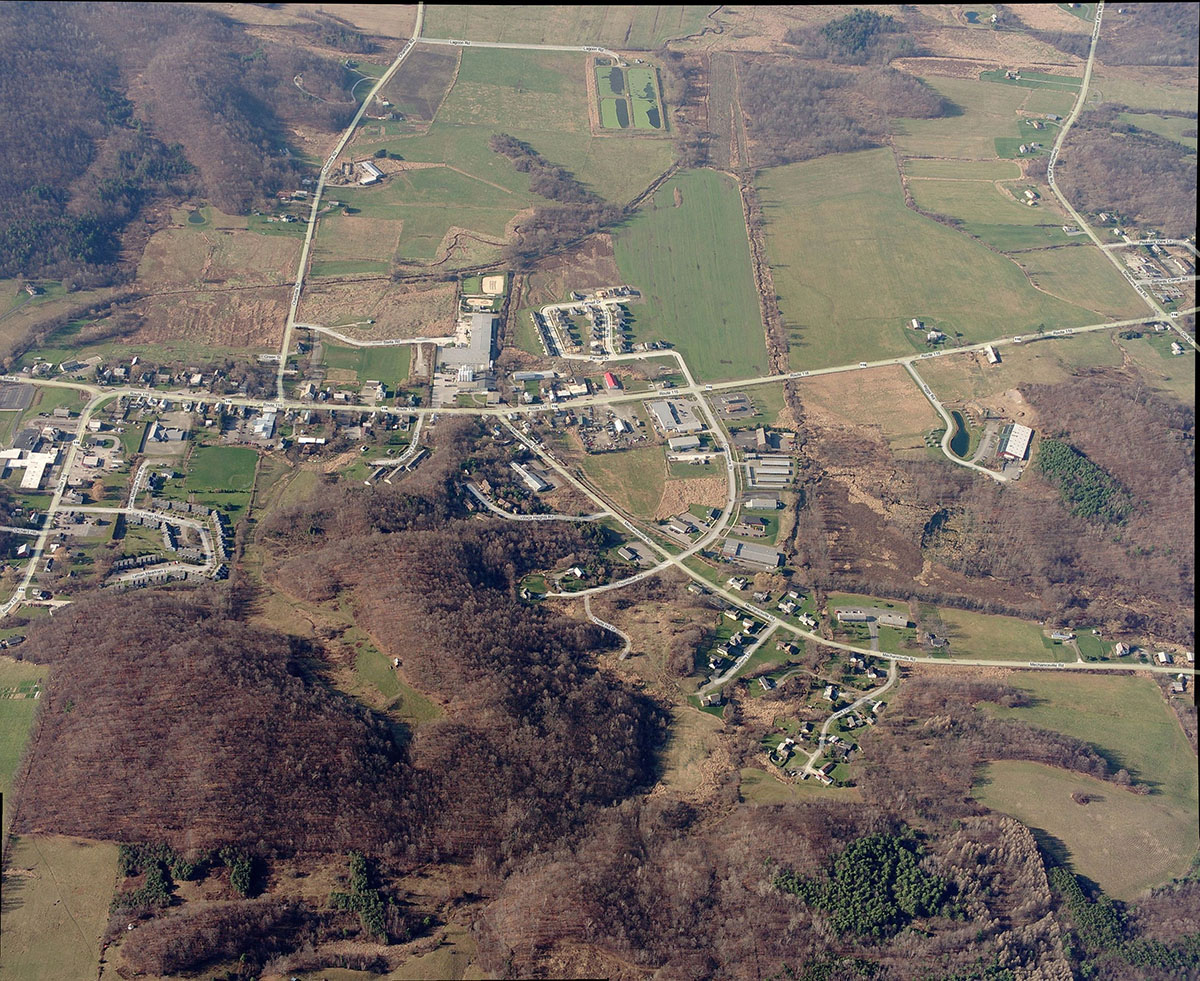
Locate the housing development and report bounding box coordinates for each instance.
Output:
[0,3,1195,979]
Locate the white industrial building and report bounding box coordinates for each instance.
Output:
[647,399,703,435]
[998,423,1033,461]
[720,538,783,570]
[439,313,497,373]
[358,160,384,185]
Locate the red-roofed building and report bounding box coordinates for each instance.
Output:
[603,372,620,390]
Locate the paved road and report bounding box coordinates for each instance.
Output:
[801,660,898,778]
[465,482,608,522]
[905,362,1008,482]
[584,595,632,660]
[276,2,428,398]
[1043,1,1198,353]
[417,37,619,59]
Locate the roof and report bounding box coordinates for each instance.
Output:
[720,539,782,569]
[999,422,1033,460]
[439,313,497,370]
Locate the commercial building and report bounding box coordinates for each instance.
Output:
[720,538,783,570]
[358,160,384,185]
[997,422,1033,461]
[744,496,781,510]
[667,435,701,452]
[511,461,551,493]
[603,372,620,391]
[439,313,497,372]
[647,399,703,435]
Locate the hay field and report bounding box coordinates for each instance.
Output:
[1015,245,1146,318]
[894,76,1076,158]
[757,149,1103,370]
[612,169,766,382]
[421,5,712,49]
[0,835,117,980]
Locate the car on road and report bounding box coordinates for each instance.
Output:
[920,352,933,358]
[859,362,867,368]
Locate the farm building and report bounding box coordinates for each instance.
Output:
[358,160,384,185]
[603,372,620,391]
[997,423,1033,461]
[985,344,1000,364]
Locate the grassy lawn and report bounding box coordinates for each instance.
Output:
[322,341,411,389]
[1089,71,1199,113]
[937,607,1066,661]
[352,636,441,727]
[613,169,766,381]
[308,259,391,278]
[1116,332,1196,402]
[0,835,117,979]
[30,386,85,416]
[421,5,712,48]
[739,767,860,804]
[581,445,665,518]
[758,149,1107,371]
[0,657,44,837]
[186,445,257,492]
[903,159,1022,180]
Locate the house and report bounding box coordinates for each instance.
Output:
[603,371,620,391]
[1049,630,1075,642]
[727,578,748,592]
[700,692,724,707]
[799,613,817,628]
[1113,642,1131,656]
[1156,651,1173,665]
[823,685,838,702]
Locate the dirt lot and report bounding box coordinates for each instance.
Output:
[298,280,457,338]
[796,366,940,457]
[124,289,290,350]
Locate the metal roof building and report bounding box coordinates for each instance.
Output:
[439,313,497,371]
[998,422,1033,461]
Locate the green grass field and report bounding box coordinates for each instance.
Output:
[976,671,1199,897]
[613,169,766,381]
[903,159,1022,180]
[1090,71,1199,113]
[0,835,117,979]
[186,445,258,493]
[1017,245,1145,318]
[895,77,1076,159]
[1116,332,1196,402]
[1115,111,1198,150]
[980,69,1081,92]
[0,658,43,837]
[907,177,1075,251]
[581,445,665,518]
[335,48,673,268]
[757,149,1105,370]
[421,5,713,49]
[936,608,1067,661]
[321,341,411,389]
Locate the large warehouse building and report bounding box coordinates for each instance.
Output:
[997,422,1033,461]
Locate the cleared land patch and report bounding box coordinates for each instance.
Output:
[0,656,43,836]
[757,149,1104,370]
[0,835,117,979]
[907,177,1075,251]
[796,366,941,458]
[1115,111,1198,150]
[298,280,456,337]
[612,169,766,382]
[137,210,301,290]
[320,341,411,390]
[936,608,1070,661]
[580,445,665,519]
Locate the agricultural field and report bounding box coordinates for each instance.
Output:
[612,169,766,381]
[976,671,1199,897]
[1089,69,1199,113]
[796,366,941,458]
[334,48,673,269]
[979,69,1082,93]
[1115,331,1196,402]
[757,149,1106,370]
[0,657,43,836]
[906,175,1076,251]
[934,607,1069,662]
[320,341,411,390]
[377,47,459,124]
[1014,245,1145,318]
[903,159,1022,180]
[421,5,712,49]
[894,77,1076,159]
[0,835,118,979]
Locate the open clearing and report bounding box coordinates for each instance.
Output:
[122,288,291,351]
[895,77,1076,159]
[1089,69,1199,113]
[757,149,1103,370]
[613,169,766,382]
[1117,332,1196,402]
[298,280,457,337]
[1015,245,1145,318]
[976,671,1198,897]
[936,607,1068,661]
[321,341,411,389]
[137,207,300,289]
[0,835,117,980]
[421,5,712,49]
[1114,111,1198,149]
[580,445,665,519]
[0,657,43,836]
[903,159,1022,180]
[797,366,941,458]
[906,177,1076,252]
[187,445,258,493]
